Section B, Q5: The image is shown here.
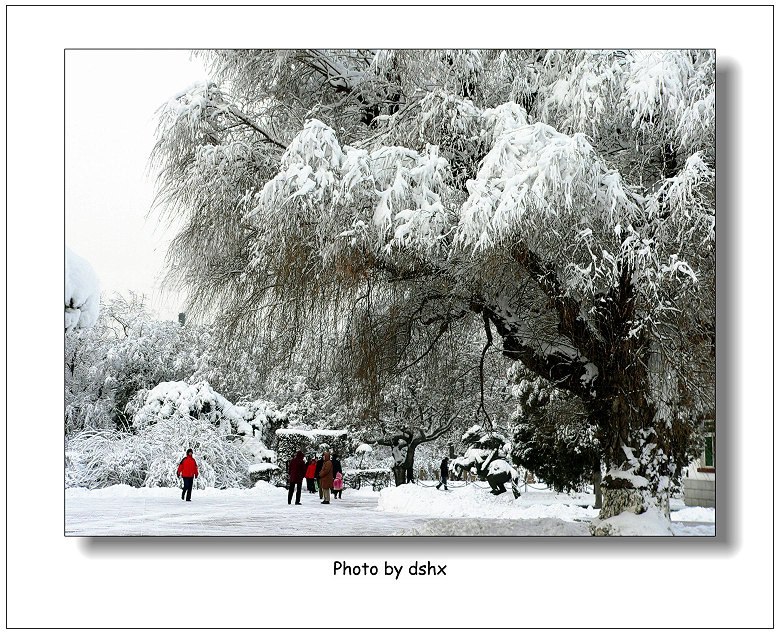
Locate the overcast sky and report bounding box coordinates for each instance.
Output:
[65,49,207,319]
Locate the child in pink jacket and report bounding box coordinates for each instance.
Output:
[333,472,344,499]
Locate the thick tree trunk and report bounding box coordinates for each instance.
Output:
[591,479,672,536]
[392,438,419,486]
[392,465,407,487]
[587,386,674,534]
[593,465,603,510]
[393,442,418,486]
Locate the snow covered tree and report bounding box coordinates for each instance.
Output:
[364,372,457,487]
[65,246,100,332]
[358,326,514,486]
[65,294,212,433]
[152,50,715,533]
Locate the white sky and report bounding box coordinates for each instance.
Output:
[65,50,207,319]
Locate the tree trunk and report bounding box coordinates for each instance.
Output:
[593,465,602,510]
[393,441,418,486]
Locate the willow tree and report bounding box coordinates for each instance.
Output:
[152,50,715,534]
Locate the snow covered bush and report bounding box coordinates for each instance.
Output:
[65,294,214,433]
[133,415,251,489]
[66,429,146,488]
[342,468,392,491]
[65,247,100,332]
[130,380,281,465]
[275,428,349,467]
[65,417,252,490]
[67,380,285,489]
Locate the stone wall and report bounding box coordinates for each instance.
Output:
[683,473,715,508]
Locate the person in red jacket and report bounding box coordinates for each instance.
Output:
[287,450,307,505]
[304,457,317,494]
[177,448,199,501]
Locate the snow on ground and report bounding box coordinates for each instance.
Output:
[378,481,599,523]
[65,481,714,537]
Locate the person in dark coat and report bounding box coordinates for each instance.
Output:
[305,457,317,493]
[331,454,343,496]
[332,454,343,477]
[318,452,334,504]
[287,450,307,505]
[177,448,199,501]
[314,455,325,498]
[436,457,449,491]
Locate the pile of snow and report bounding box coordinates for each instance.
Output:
[275,427,349,465]
[378,482,599,523]
[65,246,100,331]
[670,505,715,522]
[590,507,674,536]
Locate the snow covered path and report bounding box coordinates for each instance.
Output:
[65,483,590,536]
[65,482,713,537]
[66,486,433,536]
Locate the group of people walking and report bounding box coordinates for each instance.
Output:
[287,450,344,505]
[177,448,449,504]
[176,448,345,505]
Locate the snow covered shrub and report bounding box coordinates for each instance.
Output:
[248,463,280,485]
[66,429,145,488]
[133,416,251,489]
[233,398,288,448]
[275,428,350,467]
[130,380,286,486]
[65,294,215,434]
[69,380,279,490]
[275,430,313,467]
[65,420,252,489]
[311,429,350,458]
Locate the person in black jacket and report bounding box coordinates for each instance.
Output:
[436,457,449,490]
